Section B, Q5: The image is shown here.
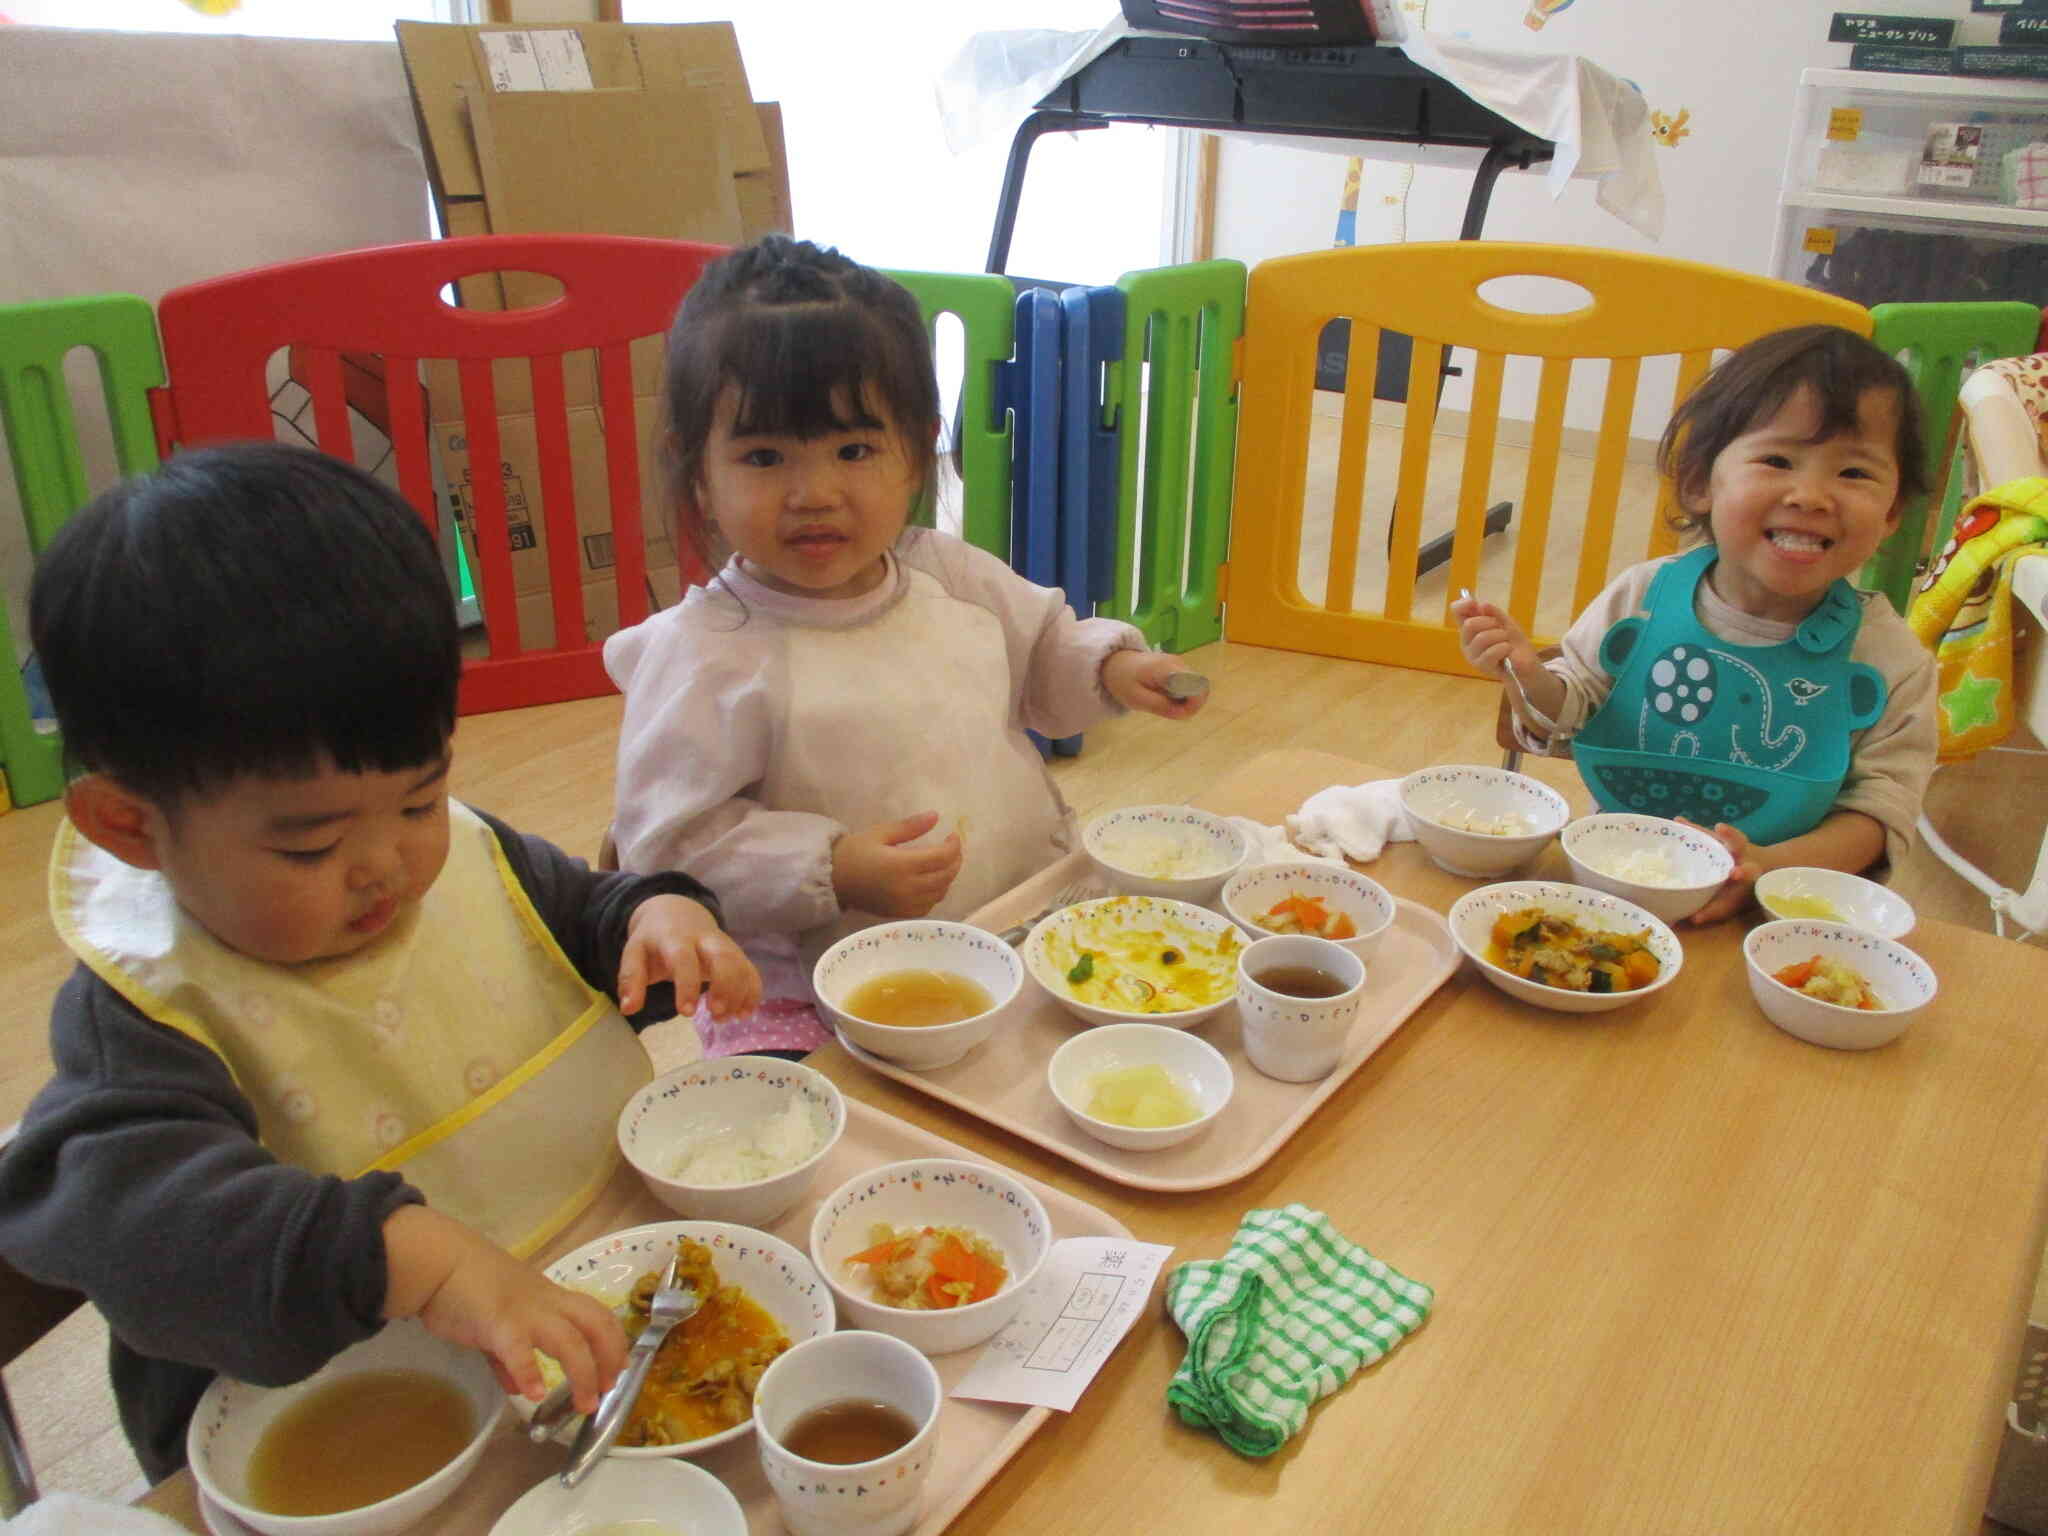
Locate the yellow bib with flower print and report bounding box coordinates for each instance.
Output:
[49,801,651,1258]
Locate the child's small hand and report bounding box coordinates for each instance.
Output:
[833,812,963,918]
[1102,650,1209,721]
[1678,818,1762,925]
[619,895,760,1019]
[382,1204,627,1415]
[1452,593,1541,683]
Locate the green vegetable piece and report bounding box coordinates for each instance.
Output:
[1067,952,1095,985]
[1512,919,1545,946]
[1588,968,1614,994]
[1587,943,1621,963]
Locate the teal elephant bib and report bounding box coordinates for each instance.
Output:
[1571,546,1885,845]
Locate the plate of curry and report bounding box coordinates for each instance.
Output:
[529,1221,835,1458]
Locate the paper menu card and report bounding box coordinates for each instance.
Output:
[953,1238,1175,1412]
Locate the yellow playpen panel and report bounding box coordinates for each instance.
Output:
[1225,243,1870,674]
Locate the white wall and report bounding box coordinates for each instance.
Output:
[1209,0,2010,434]
[624,0,1171,286]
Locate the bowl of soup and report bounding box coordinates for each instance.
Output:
[187,1318,502,1536]
[812,920,1024,1070]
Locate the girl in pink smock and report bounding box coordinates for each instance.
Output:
[604,236,1207,1056]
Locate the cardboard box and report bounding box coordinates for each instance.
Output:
[435,399,679,642]
[393,21,789,646]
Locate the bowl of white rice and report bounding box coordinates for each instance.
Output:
[617,1057,846,1229]
[1560,812,1734,924]
[1084,805,1248,904]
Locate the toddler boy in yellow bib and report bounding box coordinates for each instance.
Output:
[0,445,760,1480]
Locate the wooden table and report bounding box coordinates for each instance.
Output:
[143,749,2048,1533]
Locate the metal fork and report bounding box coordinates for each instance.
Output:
[559,1251,700,1487]
[997,879,1107,947]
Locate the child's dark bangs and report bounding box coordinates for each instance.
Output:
[723,301,894,441]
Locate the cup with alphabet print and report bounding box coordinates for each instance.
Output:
[752,1330,942,1536]
[1236,934,1366,1082]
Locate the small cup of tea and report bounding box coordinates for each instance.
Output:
[1235,934,1367,1082]
[753,1330,943,1536]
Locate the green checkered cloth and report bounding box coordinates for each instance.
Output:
[1164,1203,1433,1457]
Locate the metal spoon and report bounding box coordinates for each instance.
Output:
[526,1381,575,1443]
[559,1253,701,1488]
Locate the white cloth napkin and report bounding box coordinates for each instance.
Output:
[1398,33,1663,241]
[1285,781,1415,864]
[1223,817,1347,869]
[2,1494,188,1535]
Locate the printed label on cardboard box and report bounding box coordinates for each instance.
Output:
[479,29,593,91]
[1827,108,1864,141]
[436,401,675,604]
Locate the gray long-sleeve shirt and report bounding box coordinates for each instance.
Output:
[0,807,716,1481]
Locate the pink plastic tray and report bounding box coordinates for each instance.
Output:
[836,853,1461,1192]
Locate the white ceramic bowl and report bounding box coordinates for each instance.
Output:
[1742,919,1937,1050]
[812,920,1024,1070]
[1046,1022,1234,1151]
[1083,804,1249,904]
[529,1220,835,1457]
[810,1159,1052,1355]
[1447,880,1684,1014]
[1754,866,1916,939]
[1022,894,1246,1029]
[187,1319,502,1536]
[1219,859,1398,963]
[618,1057,846,1228]
[1560,813,1735,924]
[489,1459,746,1536]
[1400,765,1571,878]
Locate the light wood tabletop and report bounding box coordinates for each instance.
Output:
[140,748,2048,1534]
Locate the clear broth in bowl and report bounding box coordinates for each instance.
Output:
[247,1368,472,1516]
[843,969,992,1027]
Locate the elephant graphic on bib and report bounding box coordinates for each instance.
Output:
[1571,546,1885,845]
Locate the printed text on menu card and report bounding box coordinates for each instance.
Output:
[953,1239,1175,1412]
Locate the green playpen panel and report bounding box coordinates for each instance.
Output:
[0,294,165,807]
[1098,260,1245,653]
[887,269,1016,560]
[1863,300,2040,614]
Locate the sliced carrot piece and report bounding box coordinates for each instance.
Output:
[929,1237,977,1282]
[967,1251,1006,1302]
[1773,960,1817,990]
[848,1236,912,1266]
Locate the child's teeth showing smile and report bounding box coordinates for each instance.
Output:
[1766,529,1832,555]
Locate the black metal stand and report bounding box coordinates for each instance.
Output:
[982,36,1551,581]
